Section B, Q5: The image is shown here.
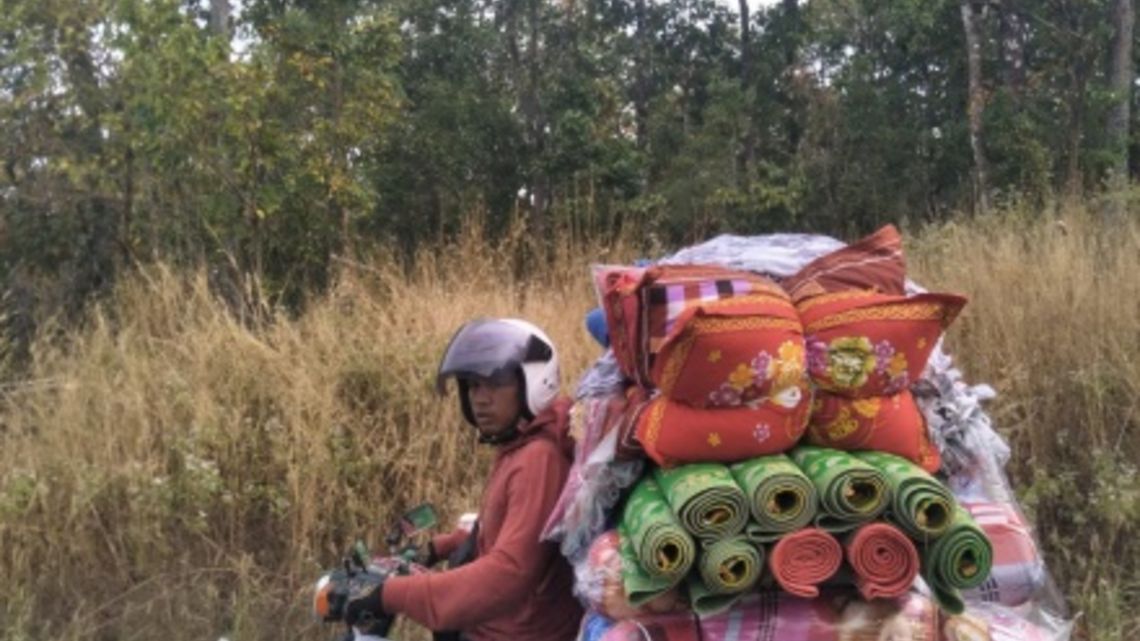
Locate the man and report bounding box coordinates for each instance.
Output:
[346,318,583,641]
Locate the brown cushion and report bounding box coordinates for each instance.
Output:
[783,225,907,304]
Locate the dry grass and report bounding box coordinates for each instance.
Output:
[1,209,1137,641]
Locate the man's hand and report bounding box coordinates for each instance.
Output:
[344,576,393,635]
[414,540,438,567]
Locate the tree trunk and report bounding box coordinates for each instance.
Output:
[61,14,121,305]
[736,0,754,185]
[634,0,650,152]
[782,0,801,154]
[961,0,990,214]
[524,0,547,236]
[1065,60,1088,196]
[998,0,1026,101]
[209,0,231,39]
[1105,0,1134,217]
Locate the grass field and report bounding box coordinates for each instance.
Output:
[1,207,1137,641]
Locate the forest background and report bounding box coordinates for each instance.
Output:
[1,0,1138,640]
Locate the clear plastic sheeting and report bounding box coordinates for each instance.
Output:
[576,351,628,400]
[573,529,685,621]
[659,233,846,279]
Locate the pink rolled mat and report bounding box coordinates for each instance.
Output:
[768,527,843,598]
[844,522,920,600]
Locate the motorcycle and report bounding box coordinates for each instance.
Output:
[312,503,463,641]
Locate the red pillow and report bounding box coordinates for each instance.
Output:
[805,389,941,472]
[650,295,806,409]
[782,225,907,304]
[597,264,786,387]
[798,292,967,397]
[635,389,812,467]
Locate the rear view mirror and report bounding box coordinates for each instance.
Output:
[398,503,439,537]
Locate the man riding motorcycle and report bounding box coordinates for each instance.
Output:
[344,318,583,641]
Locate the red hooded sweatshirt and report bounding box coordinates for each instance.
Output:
[382,398,583,640]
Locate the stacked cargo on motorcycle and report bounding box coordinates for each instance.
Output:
[542,228,1069,641]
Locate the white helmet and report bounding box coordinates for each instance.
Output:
[436,318,560,426]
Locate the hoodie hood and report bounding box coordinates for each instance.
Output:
[503,396,575,459]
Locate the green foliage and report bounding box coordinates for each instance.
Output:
[1,0,1137,314]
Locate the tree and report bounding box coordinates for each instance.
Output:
[998,0,1027,100]
[1106,0,1135,215]
[209,0,231,39]
[961,0,991,214]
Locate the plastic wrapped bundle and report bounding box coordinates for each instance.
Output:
[590,610,700,641]
[702,591,939,641]
[959,500,1048,608]
[579,611,618,641]
[591,591,941,641]
[562,232,1069,639]
[575,592,1071,641]
[942,602,1073,641]
[575,530,684,620]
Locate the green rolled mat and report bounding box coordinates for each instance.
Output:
[730,454,819,543]
[854,450,955,541]
[654,463,749,541]
[697,535,763,593]
[687,536,761,619]
[790,445,890,533]
[687,574,747,617]
[922,506,994,615]
[619,476,697,606]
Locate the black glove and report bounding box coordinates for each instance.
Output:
[415,540,438,567]
[344,575,393,635]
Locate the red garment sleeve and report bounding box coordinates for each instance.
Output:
[430,528,470,562]
[382,441,567,631]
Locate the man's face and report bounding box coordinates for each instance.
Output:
[464,374,522,436]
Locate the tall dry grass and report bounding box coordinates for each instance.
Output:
[908,206,1140,640]
[0,209,1137,641]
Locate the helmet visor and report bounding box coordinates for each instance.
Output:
[435,319,549,393]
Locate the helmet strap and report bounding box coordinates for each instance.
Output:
[477,424,521,445]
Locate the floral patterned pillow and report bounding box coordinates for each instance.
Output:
[597,264,787,388]
[798,292,968,398]
[636,391,812,467]
[650,294,807,410]
[806,389,941,472]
